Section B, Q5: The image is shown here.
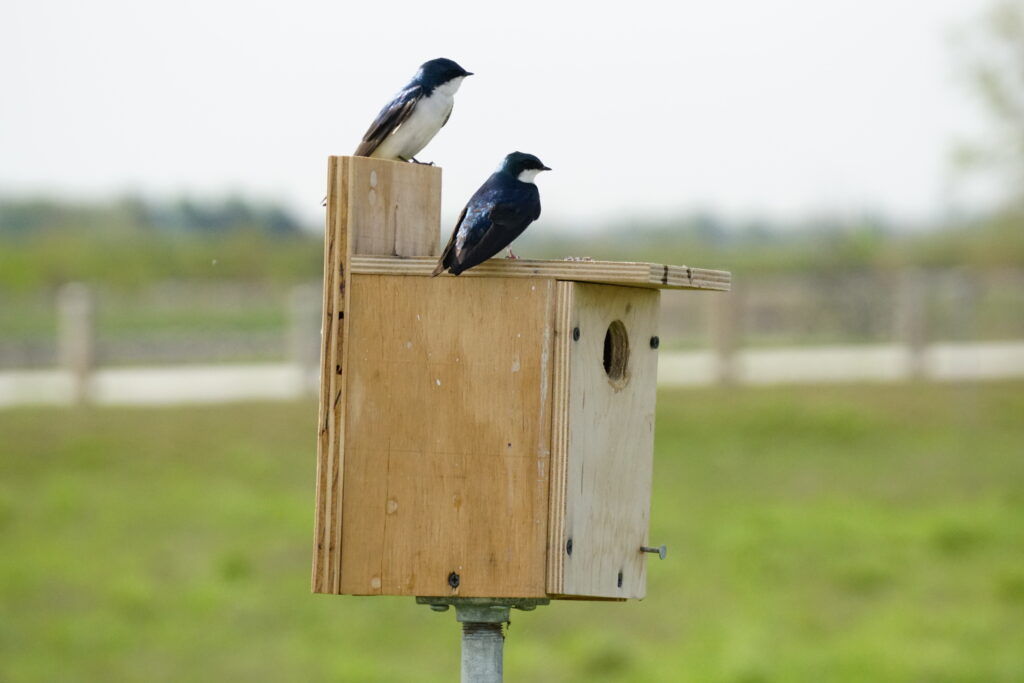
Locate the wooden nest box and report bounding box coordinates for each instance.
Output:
[312,157,730,601]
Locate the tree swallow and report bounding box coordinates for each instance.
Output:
[432,152,551,276]
[354,58,473,163]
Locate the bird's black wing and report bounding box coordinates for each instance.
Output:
[432,205,468,276]
[448,200,538,274]
[354,85,423,157]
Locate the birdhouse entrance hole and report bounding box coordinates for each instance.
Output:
[603,320,630,387]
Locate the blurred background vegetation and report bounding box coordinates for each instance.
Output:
[1,193,1023,292]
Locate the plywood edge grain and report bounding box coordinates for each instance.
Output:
[311,160,335,592]
[351,256,731,291]
[313,156,349,593]
[546,281,574,595]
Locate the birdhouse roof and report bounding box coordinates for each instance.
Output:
[351,256,730,291]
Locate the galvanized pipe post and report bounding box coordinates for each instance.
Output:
[457,604,507,682]
[417,597,549,683]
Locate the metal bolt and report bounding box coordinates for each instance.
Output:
[640,544,667,560]
[448,572,461,589]
[650,336,660,349]
[572,327,580,341]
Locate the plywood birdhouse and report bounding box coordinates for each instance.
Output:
[312,156,730,601]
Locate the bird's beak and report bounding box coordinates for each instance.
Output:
[541,165,552,171]
[464,71,475,77]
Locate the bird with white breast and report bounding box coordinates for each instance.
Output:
[433,152,552,276]
[354,58,473,164]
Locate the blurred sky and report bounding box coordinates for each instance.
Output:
[0,0,995,229]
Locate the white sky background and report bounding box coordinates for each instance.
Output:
[0,0,994,230]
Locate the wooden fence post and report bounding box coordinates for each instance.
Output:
[709,284,742,385]
[57,283,95,404]
[896,269,928,380]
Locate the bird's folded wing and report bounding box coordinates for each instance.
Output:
[434,206,468,275]
[354,85,423,157]
[488,202,531,226]
[456,202,530,263]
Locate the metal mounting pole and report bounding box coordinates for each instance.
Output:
[417,597,549,683]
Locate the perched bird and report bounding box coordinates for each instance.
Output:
[354,58,473,162]
[433,152,551,276]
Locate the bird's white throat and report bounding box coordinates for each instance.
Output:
[436,76,466,97]
[517,169,542,184]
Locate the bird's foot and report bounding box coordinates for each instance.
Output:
[410,158,435,166]
[505,248,519,260]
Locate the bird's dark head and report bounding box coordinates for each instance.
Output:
[415,58,473,94]
[500,151,552,184]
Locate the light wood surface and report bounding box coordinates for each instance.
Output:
[346,158,441,257]
[312,156,347,593]
[339,275,555,598]
[547,283,660,599]
[313,157,442,594]
[546,282,574,594]
[351,256,731,291]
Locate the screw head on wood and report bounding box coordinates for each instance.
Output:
[650,336,660,349]
[566,538,573,556]
[640,544,667,560]
[572,327,581,341]
[448,571,460,589]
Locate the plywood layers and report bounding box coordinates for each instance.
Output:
[311,157,349,593]
[339,275,555,598]
[546,281,574,594]
[351,256,731,291]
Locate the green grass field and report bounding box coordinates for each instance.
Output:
[1,383,1022,682]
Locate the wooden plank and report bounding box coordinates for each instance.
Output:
[546,281,574,593]
[344,158,441,257]
[312,156,348,593]
[549,283,660,599]
[57,283,95,405]
[313,156,442,595]
[351,256,731,291]
[339,275,555,598]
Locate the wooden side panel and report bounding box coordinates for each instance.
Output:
[548,283,661,599]
[313,156,441,594]
[312,157,349,593]
[339,275,555,598]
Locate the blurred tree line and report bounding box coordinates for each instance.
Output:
[0,196,301,238]
[2,193,1021,293]
[0,196,321,290]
